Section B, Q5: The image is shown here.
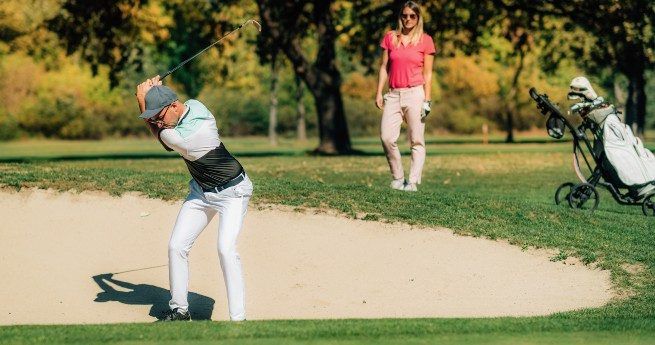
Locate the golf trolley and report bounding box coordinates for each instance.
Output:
[528,87,655,216]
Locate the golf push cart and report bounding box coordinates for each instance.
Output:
[528,81,655,216]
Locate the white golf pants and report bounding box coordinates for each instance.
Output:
[168,175,253,321]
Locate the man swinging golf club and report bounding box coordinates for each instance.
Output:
[136,76,253,321]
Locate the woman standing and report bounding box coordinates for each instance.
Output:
[376,1,435,192]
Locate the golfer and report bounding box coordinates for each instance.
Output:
[136,76,253,322]
[375,1,436,192]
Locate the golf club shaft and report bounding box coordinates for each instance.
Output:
[160,19,261,80]
[112,264,167,275]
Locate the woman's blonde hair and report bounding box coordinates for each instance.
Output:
[393,1,424,47]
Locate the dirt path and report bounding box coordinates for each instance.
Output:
[0,189,614,325]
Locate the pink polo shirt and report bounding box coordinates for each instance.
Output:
[380,31,436,89]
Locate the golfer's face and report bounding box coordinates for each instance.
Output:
[401,8,418,29]
[150,105,173,129]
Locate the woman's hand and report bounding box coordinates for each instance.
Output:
[421,100,431,120]
[375,92,385,110]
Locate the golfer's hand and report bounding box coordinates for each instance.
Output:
[375,93,384,110]
[421,100,431,120]
[136,76,162,101]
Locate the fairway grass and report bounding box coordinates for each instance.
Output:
[0,137,654,344]
[1,317,655,344]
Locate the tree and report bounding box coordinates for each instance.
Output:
[0,0,61,63]
[47,0,170,87]
[295,75,307,141]
[503,0,655,137]
[46,0,243,96]
[488,8,538,143]
[256,1,352,154]
[268,49,279,146]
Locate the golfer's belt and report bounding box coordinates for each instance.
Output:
[202,172,246,193]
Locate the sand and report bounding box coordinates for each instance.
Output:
[0,189,614,325]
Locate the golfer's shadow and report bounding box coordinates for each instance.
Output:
[92,273,214,321]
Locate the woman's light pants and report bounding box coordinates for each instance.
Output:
[168,175,253,321]
[380,85,426,184]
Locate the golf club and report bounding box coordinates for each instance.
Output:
[160,18,262,80]
[112,264,168,275]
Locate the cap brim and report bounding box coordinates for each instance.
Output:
[139,105,166,119]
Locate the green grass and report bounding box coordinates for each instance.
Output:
[1,318,655,344]
[0,136,654,344]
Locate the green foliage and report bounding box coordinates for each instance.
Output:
[0,0,653,141]
[203,90,268,136]
[0,53,145,140]
[0,111,18,140]
[47,0,172,87]
[342,96,379,136]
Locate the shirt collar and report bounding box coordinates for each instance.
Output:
[177,104,190,125]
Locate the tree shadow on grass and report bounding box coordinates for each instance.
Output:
[92,273,214,321]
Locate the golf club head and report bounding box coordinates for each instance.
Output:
[247,19,262,32]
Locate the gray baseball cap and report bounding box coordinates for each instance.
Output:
[139,85,178,119]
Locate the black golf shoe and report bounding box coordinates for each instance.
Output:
[159,308,191,322]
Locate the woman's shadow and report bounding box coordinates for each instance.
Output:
[92,273,215,321]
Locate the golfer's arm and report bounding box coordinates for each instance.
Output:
[422,54,434,101]
[136,97,173,151]
[152,126,174,152]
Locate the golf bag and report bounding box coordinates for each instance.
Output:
[529,77,655,216]
[600,112,655,196]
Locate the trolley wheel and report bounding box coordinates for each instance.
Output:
[555,182,575,205]
[642,194,655,216]
[568,183,600,211]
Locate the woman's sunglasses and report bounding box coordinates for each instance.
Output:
[401,13,417,20]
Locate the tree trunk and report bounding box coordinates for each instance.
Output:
[505,112,514,143]
[613,77,626,115]
[313,80,350,153]
[268,53,279,146]
[308,2,351,153]
[625,69,646,138]
[257,0,352,154]
[295,75,307,142]
[505,49,525,143]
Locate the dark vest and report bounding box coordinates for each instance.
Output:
[183,142,244,190]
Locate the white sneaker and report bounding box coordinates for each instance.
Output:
[390,178,405,190]
[403,183,418,192]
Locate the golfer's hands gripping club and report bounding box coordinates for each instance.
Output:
[136,76,162,102]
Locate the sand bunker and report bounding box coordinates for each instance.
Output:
[0,189,614,325]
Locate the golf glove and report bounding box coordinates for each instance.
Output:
[421,100,431,120]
